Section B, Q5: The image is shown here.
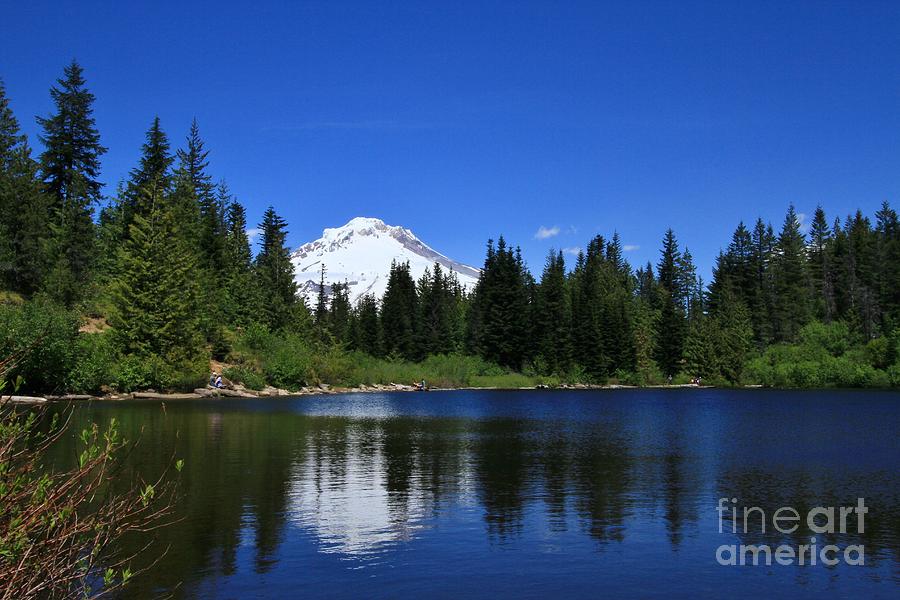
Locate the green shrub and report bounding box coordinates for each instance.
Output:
[0,300,80,393]
[222,366,267,391]
[799,321,852,356]
[109,354,206,392]
[68,332,117,393]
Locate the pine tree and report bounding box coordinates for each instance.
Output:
[0,82,49,295]
[221,200,257,324]
[416,263,460,357]
[380,261,418,359]
[37,61,106,211]
[874,202,900,329]
[468,237,531,369]
[807,206,833,321]
[353,293,381,355]
[328,281,352,345]
[123,117,173,225]
[748,218,775,347]
[314,264,328,332]
[654,229,687,376]
[110,177,204,365]
[771,205,809,342]
[170,119,211,243]
[534,250,571,374]
[36,61,106,305]
[254,207,297,331]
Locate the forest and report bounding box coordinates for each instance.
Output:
[2,62,900,394]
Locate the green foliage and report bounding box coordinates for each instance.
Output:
[222,365,266,391]
[66,331,117,393]
[745,320,894,388]
[109,353,206,392]
[254,206,298,331]
[0,299,79,392]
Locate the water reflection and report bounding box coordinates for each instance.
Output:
[46,389,900,598]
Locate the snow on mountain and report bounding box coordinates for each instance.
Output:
[291,217,481,305]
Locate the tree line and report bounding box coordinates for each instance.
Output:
[1,62,899,391]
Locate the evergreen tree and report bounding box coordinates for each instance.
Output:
[416,264,460,357]
[748,218,776,347]
[468,237,531,369]
[254,207,297,331]
[221,200,257,324]
[37,61,106,211]
[771,205,809,342]
[314,264,328,331]
[353,293,381,355]
[874,202,900,329]
[654,229,687,376]
[36,61,106,305]
[534,250,571,374]
[122,118,174,224]
[0,83,49,295]
[328,281,352,345]
[110,177,204,365]
[807,206,833,321]
[380,261,418,359]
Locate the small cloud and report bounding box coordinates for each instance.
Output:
[797,212,810,233]
[567,225,578,235]
[623,244,640,252]
[247,227,262,242]
[562,247,581,256]
[534,225,560,240]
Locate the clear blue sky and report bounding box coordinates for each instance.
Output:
[2,1,898,280]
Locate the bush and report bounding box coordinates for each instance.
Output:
[67,332,117,394]
[798,321,852,356]
[223,365,267,391]
[109,354,206,392]
[0,300,80,393]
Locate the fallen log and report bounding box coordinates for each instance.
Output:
[2,395,48,404]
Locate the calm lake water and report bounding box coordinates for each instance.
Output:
[52,389,900,598]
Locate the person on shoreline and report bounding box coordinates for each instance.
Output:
[215,373,224,388]
[209,372,217,387]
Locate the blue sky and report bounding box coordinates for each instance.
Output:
[2,1,899,280]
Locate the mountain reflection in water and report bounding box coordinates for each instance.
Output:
[47,389,900,598]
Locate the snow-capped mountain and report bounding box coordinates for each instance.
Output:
[291,217,481,305]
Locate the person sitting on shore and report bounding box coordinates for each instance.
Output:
[215,374,224,388]
[209,372,217,387]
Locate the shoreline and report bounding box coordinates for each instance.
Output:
[6,382,725,404]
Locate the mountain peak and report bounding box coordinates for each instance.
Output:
[291,217,480,305]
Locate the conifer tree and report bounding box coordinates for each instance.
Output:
[254,207,297,331]
[353,294,381,355]
[110,177,204,366]
[0,82,49,295]
[748,218,776,347]
[222,200,257,324]
[380,261,418,359]
[534,250,571,374]
[37,61,106,210]
[771,205,809,341]
[468,237,531,369]
[314,264,328,331]
[416,264,460,357]
[170,119,210,242]
[123,117,172,225]
[874,202,900,328]
[807,206,834,321]
[654,229,687,376]
[328,281,352,345]
[36,61,106,305]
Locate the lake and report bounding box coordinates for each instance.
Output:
[51,389,900,598]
